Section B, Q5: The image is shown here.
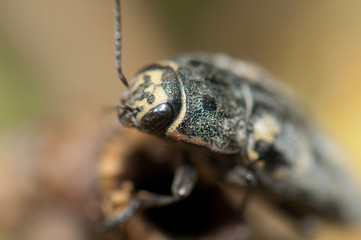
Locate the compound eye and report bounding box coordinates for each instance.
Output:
[140,103,174,135]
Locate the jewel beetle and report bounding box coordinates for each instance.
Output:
[106,0,361,229]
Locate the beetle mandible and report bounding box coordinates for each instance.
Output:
[107,0,361,229]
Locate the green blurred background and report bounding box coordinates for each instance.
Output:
[1,0,361,239]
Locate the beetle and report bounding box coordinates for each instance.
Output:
[105,0,361,230]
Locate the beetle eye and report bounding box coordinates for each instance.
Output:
[140,103,174,135]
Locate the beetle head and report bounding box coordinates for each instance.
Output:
[117,63,182,136]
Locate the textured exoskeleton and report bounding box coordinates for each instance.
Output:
[117,52,361,224]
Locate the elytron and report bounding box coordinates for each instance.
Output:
[104,0,361,229]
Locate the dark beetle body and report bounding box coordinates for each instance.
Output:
[118,52,361,224]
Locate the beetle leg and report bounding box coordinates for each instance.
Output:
[103,151,197,229]
[226,165,256,187]
[171,152,198,198]
[103,198,141,229]
[138,151,197,208]
[225,165,256,212]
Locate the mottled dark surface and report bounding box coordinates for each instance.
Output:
[120,53,361,225]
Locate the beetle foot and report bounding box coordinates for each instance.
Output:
[103,198,141,230]
[226,165,256,187]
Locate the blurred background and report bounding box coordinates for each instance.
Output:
[1,0,361,239]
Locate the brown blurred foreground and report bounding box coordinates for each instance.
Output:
[1,111,361,240]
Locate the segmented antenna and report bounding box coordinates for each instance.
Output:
[114,0,129,88]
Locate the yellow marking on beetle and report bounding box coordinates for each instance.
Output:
[143,84,155,94]
[246,136,259,162]
[130,70,164,92]
[131,60,183,135]
[134,86,168,123]
[158,60,179,72]
[247,147,260,161]
[130,69,169,123]
[254,113,281,143]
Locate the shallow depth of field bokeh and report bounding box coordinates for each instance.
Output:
[1,1,361,240]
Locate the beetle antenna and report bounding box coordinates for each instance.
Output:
[116,104,133,113]
[114,0,129,88]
